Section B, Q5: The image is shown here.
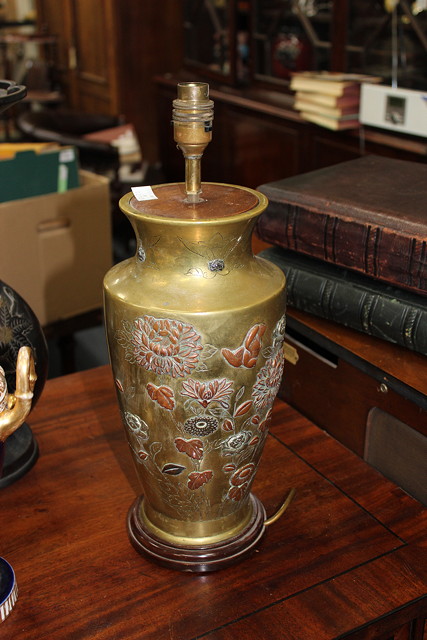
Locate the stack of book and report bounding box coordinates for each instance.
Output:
[290,71,381,130]
[256,155,427,356]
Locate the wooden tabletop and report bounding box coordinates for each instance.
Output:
[1,366,426,639]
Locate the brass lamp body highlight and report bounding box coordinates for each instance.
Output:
[104,183,286,570]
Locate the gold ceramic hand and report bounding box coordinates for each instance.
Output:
[0,346,36,443]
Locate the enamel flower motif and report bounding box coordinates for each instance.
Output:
[184,415,219,437]
[180,232,242,279]
[124,411,149,437]
[251,349,285,411]
[222,323,266,369]
[126,315,203,378]
[272,313,286,349]
[181,377,233,408]
[222,431,252,455]
[124,411,149,463]
[227,463,256,501]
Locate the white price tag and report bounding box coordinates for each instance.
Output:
[59,148,75,163]
[131,185,158,201]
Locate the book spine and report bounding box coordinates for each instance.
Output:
[256,201,427,295]
[260,248,427,355]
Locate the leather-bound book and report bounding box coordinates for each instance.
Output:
[260,246,427,356]
[256,155,427,295]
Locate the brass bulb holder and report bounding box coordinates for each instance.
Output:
[172,82,213,203]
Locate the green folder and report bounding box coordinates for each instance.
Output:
[0,146,80,203]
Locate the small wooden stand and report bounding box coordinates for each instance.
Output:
[127,494,266,573]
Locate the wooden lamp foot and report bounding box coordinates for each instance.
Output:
[127,494,266,573]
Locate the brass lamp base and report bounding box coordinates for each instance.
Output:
[127,494,266,573]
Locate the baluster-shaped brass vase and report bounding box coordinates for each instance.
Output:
[103,83,287,572]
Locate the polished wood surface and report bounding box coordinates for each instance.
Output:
[35,0,119,114]
[0,366,425,639]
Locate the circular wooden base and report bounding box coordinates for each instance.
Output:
[127,494,266,573]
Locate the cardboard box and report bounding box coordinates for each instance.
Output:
[0,170,112,326]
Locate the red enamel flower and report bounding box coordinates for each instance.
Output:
[259,408,273,433]
[228,482,249,501]
[131,315,202,378]
[187,470,213,490]
[146,383,175,410]
[175,437,204,461]
[230,463,256,487]
[222,323,266,369]
[181,377,233,408]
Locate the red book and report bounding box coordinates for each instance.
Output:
[256,156,427,295]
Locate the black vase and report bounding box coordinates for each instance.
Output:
[0,281,48,487]
[0,79,30,623]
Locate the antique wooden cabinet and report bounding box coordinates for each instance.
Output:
[34,0,427,171]
[156,0,427,186]
[281,308,427,505]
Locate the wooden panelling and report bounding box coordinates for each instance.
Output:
[36,0,72,72]
[309,130,363,170]
[36,0,183,162]
[310,127,427,171]
[222,107,303,187]
[70,0,119,113]
[114,2,183,161]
